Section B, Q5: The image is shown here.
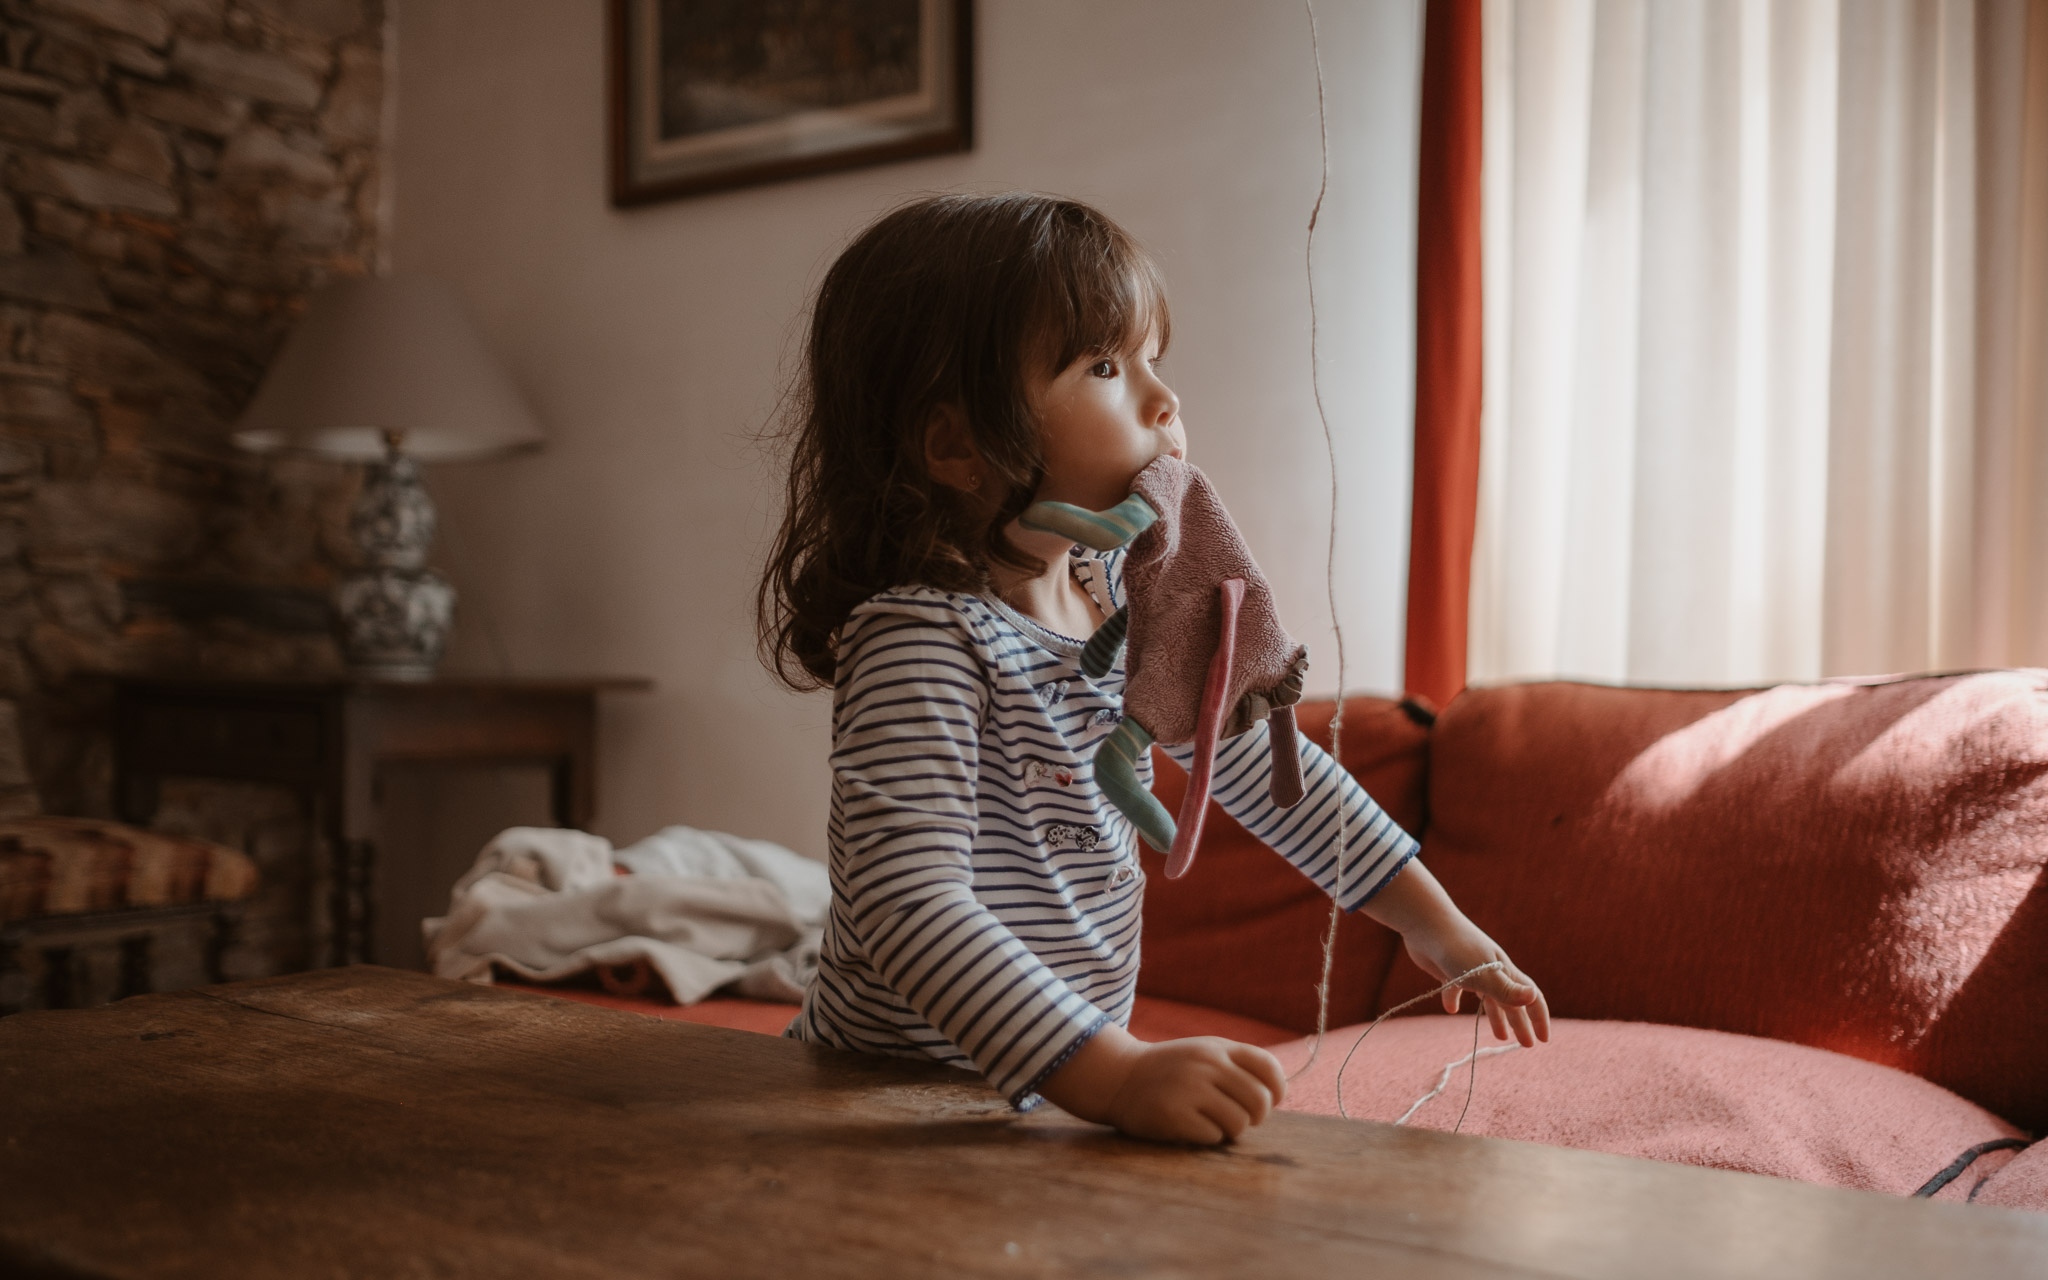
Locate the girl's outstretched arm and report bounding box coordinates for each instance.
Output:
[1166,723,1548,1048]
[1358,859,1550,1048]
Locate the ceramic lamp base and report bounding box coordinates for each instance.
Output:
[335,568,454,679]
[336,440,454,678]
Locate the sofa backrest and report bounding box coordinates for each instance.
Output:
[1137,696,1427,1034]
[1378,672,2048,1131]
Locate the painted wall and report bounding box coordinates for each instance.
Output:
[389,0,1421,859]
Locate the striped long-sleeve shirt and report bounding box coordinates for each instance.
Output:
[786,550,1418,1107]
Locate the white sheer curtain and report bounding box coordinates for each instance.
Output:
[1470,0,2048,687]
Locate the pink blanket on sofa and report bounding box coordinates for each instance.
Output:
[1275,1016,2025,1202]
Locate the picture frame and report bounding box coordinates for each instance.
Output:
[608,0,974,207]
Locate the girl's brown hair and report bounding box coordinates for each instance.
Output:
[757,191,1169,691]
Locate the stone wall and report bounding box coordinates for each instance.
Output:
[0,0,388,975]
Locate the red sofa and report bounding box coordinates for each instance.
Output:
[519,671,2048,1211]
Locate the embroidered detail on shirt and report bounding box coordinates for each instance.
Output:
[1025,759,1076,787]
[1043,822,1101,851]
[1090,708,1122,728]
[1035,679,1070,707]
[1110,864,1137,887]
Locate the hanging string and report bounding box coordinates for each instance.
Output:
[1286,3,1499,1130]
[1288,0,1350,1087]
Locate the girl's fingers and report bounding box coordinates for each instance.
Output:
[1501,1002,1535,1048]
[1179,1114,1226,1145]
[1196,1093,1254,1143]
[1212,1066,1273,1127]
[1498,963,1553,1043]
[1483,996,1510,1043]
[1506,963,1540,1004]
[1229,1044,1287,1106]
[1483,964,1534,1006]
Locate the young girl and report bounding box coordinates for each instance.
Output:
[760,192,1548,1145]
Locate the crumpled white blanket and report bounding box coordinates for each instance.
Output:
[421,825,828,1004]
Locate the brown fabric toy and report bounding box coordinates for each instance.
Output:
[1022,455,1308,878]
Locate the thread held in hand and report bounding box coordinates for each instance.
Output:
[1332,960,1509,1124]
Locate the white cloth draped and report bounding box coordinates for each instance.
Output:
[422,825,828,1004]
[1471,0,2048,686]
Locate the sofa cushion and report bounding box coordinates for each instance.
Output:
[1127,994,1297,1046]
[1138,696,1424,1034]
[1975,1141,2048,1211]
[1275,1015,2027,1200]
[1382,673,2048,1131]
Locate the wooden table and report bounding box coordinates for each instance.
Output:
[4,968,2044,1279]
[112,676,650,968]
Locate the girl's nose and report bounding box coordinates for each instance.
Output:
[1153,382,1180,428]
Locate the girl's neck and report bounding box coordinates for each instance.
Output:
[988,526,1106,640]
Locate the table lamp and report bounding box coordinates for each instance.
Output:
[232,275,544,679]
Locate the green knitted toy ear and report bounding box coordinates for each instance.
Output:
[1094,718,1175,852]
[1080,605,1129,680]
[1019,494,1159,551]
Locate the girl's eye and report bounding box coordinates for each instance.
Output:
[1089,359,1116,379]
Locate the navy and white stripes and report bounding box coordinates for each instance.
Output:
[787,550,1417,1106]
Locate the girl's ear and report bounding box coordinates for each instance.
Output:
[923,403,986,494]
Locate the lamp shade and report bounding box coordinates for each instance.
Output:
[232,275,545,462]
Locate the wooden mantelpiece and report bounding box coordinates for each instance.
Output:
[2,967,2043,1278]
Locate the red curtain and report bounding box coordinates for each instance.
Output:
[1403,0,1485,710]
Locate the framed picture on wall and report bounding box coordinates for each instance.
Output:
[608,0,974,206]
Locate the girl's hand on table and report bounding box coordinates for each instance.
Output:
[1105,1036,1285,1144]
[1040,1024,1285,1144]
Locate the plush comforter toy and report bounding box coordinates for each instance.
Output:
[1022,455,1309,878]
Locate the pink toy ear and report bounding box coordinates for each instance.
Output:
[1165,577,1244,879]
[1267,705,1304,807]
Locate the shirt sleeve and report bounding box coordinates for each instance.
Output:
[831,611,1108,1105]
[1162,720,1417,911]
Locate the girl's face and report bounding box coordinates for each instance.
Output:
[1028,324,1186,513]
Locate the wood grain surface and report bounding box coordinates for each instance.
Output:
[3,966,2044,1279]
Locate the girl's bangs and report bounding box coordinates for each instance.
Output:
[1035,237,1171,372]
